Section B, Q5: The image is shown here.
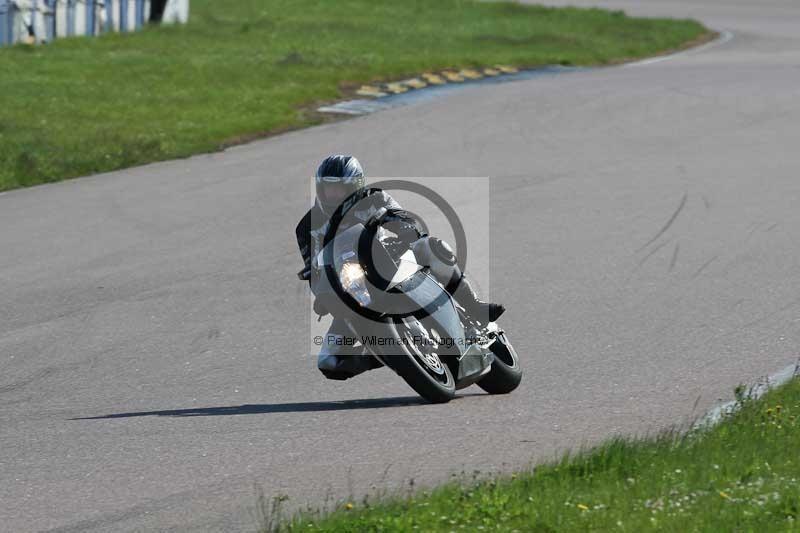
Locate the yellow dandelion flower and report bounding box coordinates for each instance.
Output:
[345,503,354,511]
[577,504,590,511]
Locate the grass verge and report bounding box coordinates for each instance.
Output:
[266,378,800,531]
[0,0,709,191]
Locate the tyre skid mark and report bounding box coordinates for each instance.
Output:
[637,192,688,252]
[692,255,719,279]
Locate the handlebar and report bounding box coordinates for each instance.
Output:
[366,207,389,228]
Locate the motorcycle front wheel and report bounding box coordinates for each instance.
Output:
[382,319,456,404]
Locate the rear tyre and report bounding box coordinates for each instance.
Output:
[478,332,522,395]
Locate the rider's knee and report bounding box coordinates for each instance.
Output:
[318,353,340,372]
[317,333,348,369]
[317,341,353,380]
[317,336,376,381]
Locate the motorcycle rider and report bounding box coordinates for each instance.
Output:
[296,155,504,381]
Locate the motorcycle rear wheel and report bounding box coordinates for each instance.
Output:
[478,332,523,395]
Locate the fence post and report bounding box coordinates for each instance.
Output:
[134,0,142,29]
[85,0,94,35]
[104,0,112,31]
[66,0,75,36]
[44,0,55,41]
[0,0,9,47]
[119,0,127,31]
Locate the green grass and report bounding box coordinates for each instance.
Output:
[0,0,708,191]
[268,379,800,532]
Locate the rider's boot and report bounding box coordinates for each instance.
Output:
[451,275,505,323]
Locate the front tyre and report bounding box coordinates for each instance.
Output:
[478,332,522,395]
[383,321,456,404]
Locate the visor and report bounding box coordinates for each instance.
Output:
[319,181,351,207]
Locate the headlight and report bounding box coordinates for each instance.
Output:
[339,262,372,307]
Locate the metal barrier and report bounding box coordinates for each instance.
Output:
[0,0,186,46]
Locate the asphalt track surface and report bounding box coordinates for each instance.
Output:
[2,0,800,530]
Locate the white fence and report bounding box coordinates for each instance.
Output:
[0,0,188,46]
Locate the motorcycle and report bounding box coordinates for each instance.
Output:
[300,208,522,404]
